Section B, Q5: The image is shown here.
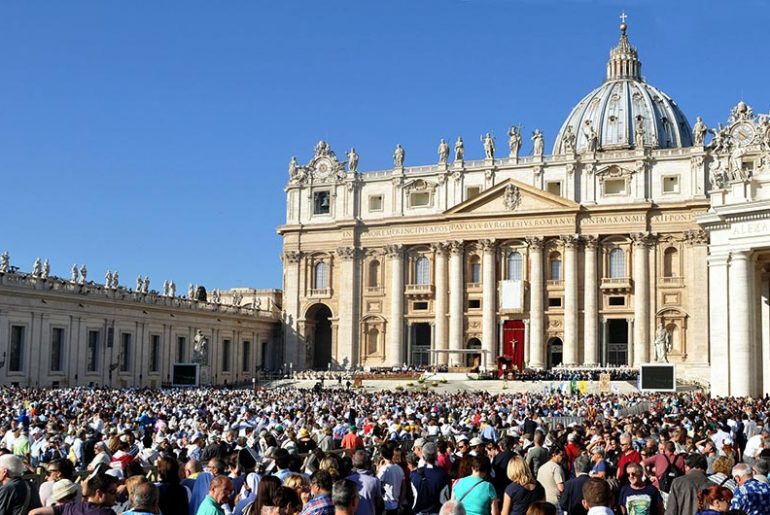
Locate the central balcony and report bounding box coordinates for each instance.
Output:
[405,283,434,298]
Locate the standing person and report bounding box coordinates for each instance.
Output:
[345,450,383,515]
[580,478,612,515]
[156,456,190,515]
[196,476,233,515]
[501,456,544,515]
[559,456,590,515]
[525,433,549,479]
[31,473,119,515]
[450,455,499,515]
[536,447,565,508]
[617,462,663,515]
[412,442,451,515]
[123,482,160,515]
[616,433,642,484]
[0,454,41,514]
[644,441,684,492]
[695,486,732,515]
[730,463,770,515]
[300,471,334,515]
[377,443,404,515]
[340,428,363,456]
[332,480,359,515]
[665,454,709,515]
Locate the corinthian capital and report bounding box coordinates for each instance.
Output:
[582,235,599,249]
[479,239,497,252]
[384,244,404,258]
[559,234,580,248]
[336,247,357,260]
[430,242,448,255]
[283,251,302,264]
[631,231,655,247]
[447,240,465,255]
[526,236,544,250]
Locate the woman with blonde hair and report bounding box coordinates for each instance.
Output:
[283,473,311,507]
[707,456,737,492]
[501,456,545,515]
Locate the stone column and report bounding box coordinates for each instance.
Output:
[448,240,465,366]
[336,247,359,368]
[729,251,753,396]
[523,319,530,365]
[707,253,730,396]
[282,251,302,369]
[632,232,651,365]
[431,243,449,366]
[761,275,770,396]
[561,234,579,365]
[481,239,497,371]
[627,318,635,365]
[385,245,405,366]
[583,236,599,365]
[527,237,545,369]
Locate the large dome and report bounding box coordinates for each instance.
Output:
[552,22,692,154]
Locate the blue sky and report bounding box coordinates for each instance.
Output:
[1,1,768,291]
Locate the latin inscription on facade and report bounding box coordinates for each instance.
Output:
[346,217,574,240]
[730,220,770,237]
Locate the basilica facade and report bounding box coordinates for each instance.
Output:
[280,22,770,396]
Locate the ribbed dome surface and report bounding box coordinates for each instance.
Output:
[552,23,692,154]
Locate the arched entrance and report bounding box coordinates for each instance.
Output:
[466,338,482,370]
[547,337,563,368]
[305,304,332,370]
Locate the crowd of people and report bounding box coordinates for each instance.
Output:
[0,385,766,515]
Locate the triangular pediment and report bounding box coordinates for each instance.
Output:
[446,178,580,215]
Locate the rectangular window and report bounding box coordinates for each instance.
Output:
[150,335,161,372]
[609,296,625,306]
[466,186,481,200]
[368,195,383,212]
[413,301,428,310]
[9,325,25,372]
[223,339,231,372]
[603,179,626,196]
[468,299,481,309]
[548,297,562,308]
[177,336,186,362]
[410,192,430,207]
[120,333,131,372]
[313,191,330,214]
[50,327,65,372]
[662,175,679,193]
[87,330,100,372]
[242,341,251,372]
[546,181,562,196]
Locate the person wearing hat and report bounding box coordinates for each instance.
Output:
[296,428,317,455]
[340,426,363,456]
[49,479,78,506]
[467,438,484,457]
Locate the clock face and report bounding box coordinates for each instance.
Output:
[314,157,332,178]
[731,122,755,147]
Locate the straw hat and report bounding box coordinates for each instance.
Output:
[51,479,79,502]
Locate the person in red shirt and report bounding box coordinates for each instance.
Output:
[643,440,685,489]
[565,433,582,477]
[616,433,642,483]
[340,425,364,456]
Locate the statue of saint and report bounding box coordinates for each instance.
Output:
[142,276,150,294]
[41,259,50,279]
[692,116,708,146]
[437,139,449,164]
[169,281,176,297]
[288,156,298,179]
[79,265,87,284]
[71,264,78,282]
[314,140,329,158]
[193,329,209,365]
[482,132,495,159]
[162,280,169,296]
[562,125,576,154]
[136,275,143,292]
[393,144,405,167]
[112,272,119,289]
[0,251,8,273]
[105,270,113,288]
[584,121,598,153]
[346,148,359,172]
[634,116,646,148]
[531,129,544,157]
[454,137,464,162]
[654,320,672,363]
[32,257,42,278]
[508,126,522,159]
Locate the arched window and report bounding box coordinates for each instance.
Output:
[506,251,523,281]
[313,262,329,289]
[549,252,562,281]
[469,256,481,284]
[663,247,679,277]
[415,257,430,285]
[368,260,380,287]
[609,248,625,278]
[367,328,379,355]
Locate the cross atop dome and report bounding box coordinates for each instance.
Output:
[607,13,641,81]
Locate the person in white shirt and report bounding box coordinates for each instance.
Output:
[376,442,404,515]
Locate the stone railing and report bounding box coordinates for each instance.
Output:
[404,283,434,296]
[0,271,278,319]
[600,277,633,290]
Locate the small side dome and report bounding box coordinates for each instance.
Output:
[553,20,692,154]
